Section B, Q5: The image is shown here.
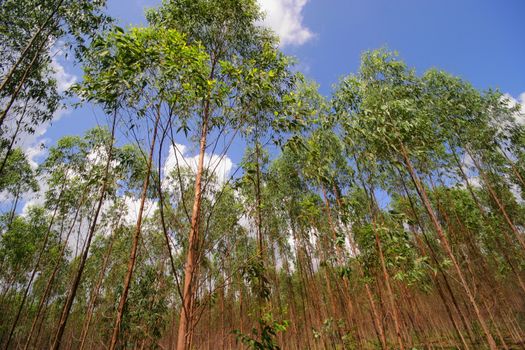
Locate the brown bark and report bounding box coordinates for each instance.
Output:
[399,174,471,349]
[176,99,211,350]
[372,218,405,350]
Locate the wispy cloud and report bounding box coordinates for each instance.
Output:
[16,52,77,168]
[503,91,525,125]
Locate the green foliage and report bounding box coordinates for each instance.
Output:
[0,0,111,150]
[1,0,525,347]
[0,148,38,194]
[77,26,210,112]
[0,208,55,282]
[242,257,271,300]
[233,313,289,350]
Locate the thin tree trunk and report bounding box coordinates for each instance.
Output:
[399,142,497,350]
[0,29,51,129]
[176,107,210,349]
[176,57,217,350]
[108,107,161,350]
[451,149,525,296]
[466,148,525,250]
[398,173,471,349]
[78,218,120,350]
[24,190,88,350]
[51,113,117,350]
[372,217,405,350]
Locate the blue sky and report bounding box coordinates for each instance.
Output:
[36,0,525,174]
[289,0,525,96]
[101,0,525,95]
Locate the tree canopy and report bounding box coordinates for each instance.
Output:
[1,1,524,350]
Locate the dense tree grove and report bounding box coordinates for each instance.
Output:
[1,0,524,349]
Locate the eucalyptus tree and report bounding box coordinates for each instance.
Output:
[421,70,525,251]
[72,24,210,349]
[0,0,111,131]
[0,69,59,177]
[3,1,524,345]
[419,73,525,332]
[108,217,173,349]
[147,2,300,348]
[0,2,110,199]
[334,49,499,349]
[1,127,109,349]
[508,123,525,192]
[0,206,64,347]
[238,146,272,303]
[266,135,360,347]
[0,148,38,223]
[266,148,321,347]
[45,123,120,349]
[0,207,58,302]
[189,178,254,348]
[21,138,95,347]
[8,127,159,348]
[75,197,128,350]
[267,146,339,348]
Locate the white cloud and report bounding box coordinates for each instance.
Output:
[517,92,525,125]
[163,143,234,187]
[115,142,236,231]
[456,153,482,189]
[258,0,314,47]
[24,140,48,169]
[122,195,158,225]
[51,57,77,93]
[13,100,68,207]
[11,55,76,172]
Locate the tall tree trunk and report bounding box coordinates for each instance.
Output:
[78,218,120,350]
[175,56,218,350]
[176,100,211,350]
[321,185,361,345]
[451,149,525,296]
[108,108,161,350]
[24,190,88,350]
[372,217,405,350]
[398,172,472,349]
